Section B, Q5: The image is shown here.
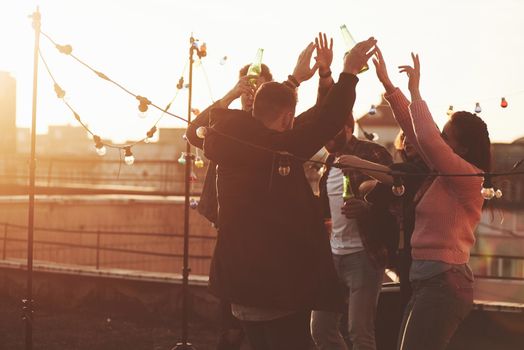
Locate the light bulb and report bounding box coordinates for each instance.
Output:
[95,145,107,156]
[194,157,204,168]
[278,166,291,176]
[495,189,503,199]
[144,137,151,144]
[178,153,186,165]
[189,198,199,209]
[54,83,66,99]
[475,102,482,113]
[500,97,508,108]
[447,105,454,117]
[219,56,228,65]
[392,175,405,196]
[196,126,207,139]
[191,108,201,116]
[368,105,377,115]
[144,126,157,143]
[123,147,135,165]
[137,111,148,119]
[481,187,495,200]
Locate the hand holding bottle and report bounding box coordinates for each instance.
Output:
[343,37,377,76]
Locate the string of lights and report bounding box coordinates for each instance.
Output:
[37,27,524,201]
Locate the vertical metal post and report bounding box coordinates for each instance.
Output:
[24,7,41,350]
[173,35,196,350]
[2,224,7,260]
[96,230,101,269]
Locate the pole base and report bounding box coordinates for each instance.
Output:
[172,342,196,350]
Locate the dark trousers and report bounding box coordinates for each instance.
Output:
[217,300,244,350]
[397,268,473,350]
[241,310,312,350]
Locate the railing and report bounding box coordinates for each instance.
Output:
[0,222,215,273]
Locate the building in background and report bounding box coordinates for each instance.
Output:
[0,71,17,155]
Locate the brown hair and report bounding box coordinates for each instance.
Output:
[252,82,297,123]
[450,111,491,172]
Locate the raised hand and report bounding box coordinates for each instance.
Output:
[343,37,377,75]
[292,42,319,84]
[220,74,257,109]
[398,53,421,100]
[372,46,395,93]
[315,32,333,75]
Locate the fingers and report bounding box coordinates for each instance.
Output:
[365,47,378,60]
[329,37,333,51]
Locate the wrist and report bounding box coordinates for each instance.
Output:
[383,81,396,94]
[287,75,301,88]
[410,89,422,101]
[319,69,332,79]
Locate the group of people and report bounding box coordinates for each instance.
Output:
[185,32,491,350]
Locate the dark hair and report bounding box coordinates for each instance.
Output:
[450,111,491,172]
[252,82,297,122]
[239,63,273,82]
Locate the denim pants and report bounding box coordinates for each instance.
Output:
[311,251,384,350]
[397,268,473,350]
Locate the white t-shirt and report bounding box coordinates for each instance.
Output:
[326,167,363,255]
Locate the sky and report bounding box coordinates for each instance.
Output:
[1,0,523,144]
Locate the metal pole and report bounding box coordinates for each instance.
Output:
[24,7,41,350]
[3,224,7,260]
[173,35,196,350]
[96,230,100,269]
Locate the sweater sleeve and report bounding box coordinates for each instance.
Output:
[384,88,432,167]
[408,100,481,194]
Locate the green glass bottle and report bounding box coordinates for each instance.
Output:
[340,24,369,74]
[343,174,354,202]
[247,48,264,85]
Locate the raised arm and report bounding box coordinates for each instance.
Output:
[186,74,255,149]
[373,46,431,167]
[336,155,394,184]
[399,53,480,189]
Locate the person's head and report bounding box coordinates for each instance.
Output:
[239,63,273,111]
[394,131,419,161]
[325,114,355,153]
[252,82,297,132]
[443,111,491,172]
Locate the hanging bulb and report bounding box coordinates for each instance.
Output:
[447,105,454,117]
[495,189,503,199]
[368,104,377,115]
[136,96,151,118]
[93,135,106,156]
[474,102,482,113]
[189,198,199,209]
[219,56,228,65]
[481,174,495,200]
[391,175,405,197]
[500,97,508,108]
[177,77,184,90]
[54,83,66,99]
[178,152,186,165]
[191,108,201,116]
[199,43,207,57]
[278,154,291,176]
[184,83,190,89]
[144,126,157,143]
[123,146,135,165]
[196,126,207,139]
[194,156,205,168]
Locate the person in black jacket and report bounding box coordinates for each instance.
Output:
[203,38,377,349]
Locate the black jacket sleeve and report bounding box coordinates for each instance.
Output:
[205,73,358,165]
[185,101,221,150]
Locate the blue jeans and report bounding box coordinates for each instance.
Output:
[397,268,473,350]
[311,251,384,350]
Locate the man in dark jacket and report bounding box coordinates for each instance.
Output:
[202,38,377,348]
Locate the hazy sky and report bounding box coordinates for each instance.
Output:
[1,0,523,143]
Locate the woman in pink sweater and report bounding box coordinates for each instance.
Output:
[373,48,491,350]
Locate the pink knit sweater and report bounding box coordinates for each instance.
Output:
[385,88,483,264]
